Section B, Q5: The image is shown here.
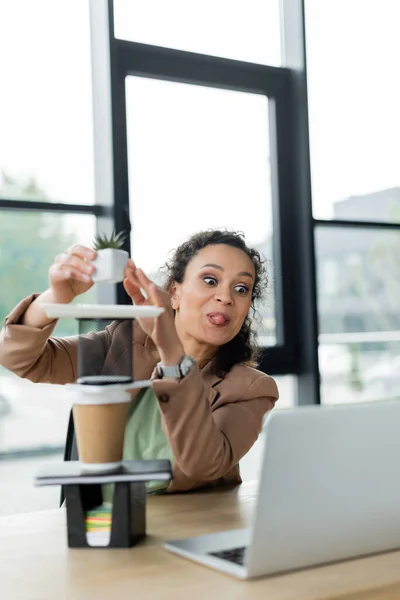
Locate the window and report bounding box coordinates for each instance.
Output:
[0,211,96,330]
[0,0,95,204]
[318,259,339,298]
[126,76,277,346]
[0,1,99,516]
[113,0,282,66]
[306,0,400,404]
[315,226,400,404]
[305,0,400,223]
[0,212,97,514]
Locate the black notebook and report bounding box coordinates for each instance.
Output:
[35,460,172,486]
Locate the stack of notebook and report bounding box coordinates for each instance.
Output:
[85,503,112,547]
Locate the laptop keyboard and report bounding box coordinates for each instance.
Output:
[209,546,247,566]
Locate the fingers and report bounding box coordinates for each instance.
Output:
[124,264,144,290]
[136,270,171,311]
[124,277,147,305]
[50,263,93,284]
[124,265,147,305]
[124,260,140,282]
[127,258,136,270]
[67,244,97,261]
[52,245,96,283]
[148,282,163,308]
[124,264,168,309]
[135,267,154,290]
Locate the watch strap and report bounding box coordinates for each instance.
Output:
[156,363,182,379]
[156,355,195,380]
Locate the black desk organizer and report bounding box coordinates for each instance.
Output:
[35,460,172,548]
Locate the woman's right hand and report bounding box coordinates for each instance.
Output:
[49,245,97,303]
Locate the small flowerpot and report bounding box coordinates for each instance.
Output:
[91,248,129,284]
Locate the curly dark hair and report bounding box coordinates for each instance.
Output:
[162,229,268,377]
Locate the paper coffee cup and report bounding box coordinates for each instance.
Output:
[72,388,131,473]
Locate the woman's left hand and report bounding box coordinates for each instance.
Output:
[123,260,184,364]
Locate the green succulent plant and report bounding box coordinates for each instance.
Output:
[93,230,127,251]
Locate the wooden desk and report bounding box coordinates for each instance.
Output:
[1,481,400,600]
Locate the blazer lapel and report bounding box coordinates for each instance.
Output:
[200,360,224,405]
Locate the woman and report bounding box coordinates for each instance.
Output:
[0,229,278,493]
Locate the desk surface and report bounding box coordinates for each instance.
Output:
[1,481,400,600]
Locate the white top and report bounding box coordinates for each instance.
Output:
[40,303,165,320]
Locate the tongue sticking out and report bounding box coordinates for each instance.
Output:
[209,314,228,326]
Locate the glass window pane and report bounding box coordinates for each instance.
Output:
[0,211,96,330]
[125,76,276,346]
[0,211,97,514]
[305,0,400,223]
[114,0,282,67]
[316,226,400,404]
[0,1,95,204]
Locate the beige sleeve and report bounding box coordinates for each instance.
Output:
[152,367,278,481]
[0,294,79,384]
[0,296,151,386]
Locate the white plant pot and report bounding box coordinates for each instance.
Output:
[91,248,129,284]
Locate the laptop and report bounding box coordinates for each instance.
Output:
[164,400,400,579]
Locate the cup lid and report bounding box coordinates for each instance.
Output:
[66,380,153,404]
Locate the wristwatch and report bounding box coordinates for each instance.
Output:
[156,355,196,380]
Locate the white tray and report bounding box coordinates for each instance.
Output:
[40,303,164,319]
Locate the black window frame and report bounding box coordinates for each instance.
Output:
[1,0,398,467]
[0,0,322,407]
[90,0,321,397]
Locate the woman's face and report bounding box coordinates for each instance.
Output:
[171,244,255,351]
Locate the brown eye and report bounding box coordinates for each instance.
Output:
[234,284,249,295]
[203,276,218,286]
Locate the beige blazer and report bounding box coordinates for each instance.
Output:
[0,295,279,492]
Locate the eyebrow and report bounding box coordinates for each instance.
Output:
[200,263,254,280]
